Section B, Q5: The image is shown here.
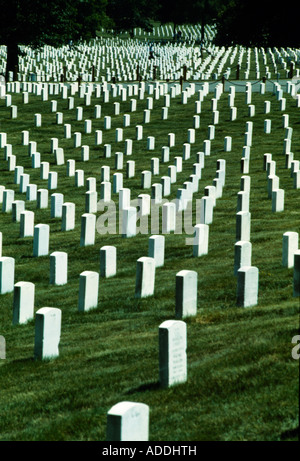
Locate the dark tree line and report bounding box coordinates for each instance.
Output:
[214,0,300,48]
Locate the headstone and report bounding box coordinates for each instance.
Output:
[234,241,252,275]
[85,191,98,214]
[141,170,152,189]
[80,213,96,247]
[113,173,123,194]
[293,251,300,296]
[51,193,64,218]
[13,281,35,325]
[50,252,68,285]
[193,223,209,256]
[162,202,176,233]
[126,160,135,179]
[135,257,155,298]
[115,128,123,142]
[26,184,37,201]
[241,175,251,194]
[48,171,58,190]
[148,235,165,268]
[151,183,163,205]
[237,266,259,307]
[115,152,123,170]
[236,211,251,242]
[151,158,159,176]
[159,320,187,388]
[168,133,175,148]
[161,146,170,163]
[40,162,50,180]
[122,207,137,238]
[20,173,30,193]
[237,191,250,213]
[224,136,232,152]
[75,170,84,187]
[100,246,117,278]
[34,307,62,359]
[272,189,284,212]
[0,257,15,294]
[282,232,299,268]
[81,145,90,161]
[199,196,213,225]
[78,271,99,312]
[2,189,15,213]
[20,210,34,237]
[106,401,149,442]
[74,132,82,148]
[100,181,111,202]
[62,203,75,231]
[12,200,25,222]
[104,144,111,158]
[32,152,41,169]
[33,224,49,257]
[137,194,150,217]
[175,270,197,318]
[117,136,128,156]
[136,125,143,140]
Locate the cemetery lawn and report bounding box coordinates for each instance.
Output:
[0,82,299,441]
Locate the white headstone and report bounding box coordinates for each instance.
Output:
[78,271,99,312]
[234,241,252,276]
[50,252,68,285]
[135,257,155,298]
[193,223,209,257]
[34,307,62,359]
[236,211,251,242]
[293,251,300,297]
[62,202,75,231]
[148,235,165,268]
[51,193,64,218]
[33,224,49,257]
[106,401,149,442]
[100,246,117,278]
[159,319,187,388]
[80,213,96,247]
[13,281,35,324]
[282,232,299,268]
[237,266,259,307]
[0,257,15,294]
[175,270,197,318]
[20,210,34,237]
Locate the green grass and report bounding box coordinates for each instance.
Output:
[0,78,299,441]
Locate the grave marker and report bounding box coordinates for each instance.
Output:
[159,320,187,388]
[34,307,62,359]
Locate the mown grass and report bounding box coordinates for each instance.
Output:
[0,78,299,441]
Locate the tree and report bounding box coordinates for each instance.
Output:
[214,0,300,47]
[0,0,108,80]
[156,0,220,39]
[106,0,158,36]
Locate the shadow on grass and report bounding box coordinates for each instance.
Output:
[126,381,160,394]
[279,426,299,441]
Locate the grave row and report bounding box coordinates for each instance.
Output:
[1,36,299,84]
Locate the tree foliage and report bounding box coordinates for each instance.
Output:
[106,0,158,34]
[214,0,300,47]
[156,0,220,35]
[1,0,108,77]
